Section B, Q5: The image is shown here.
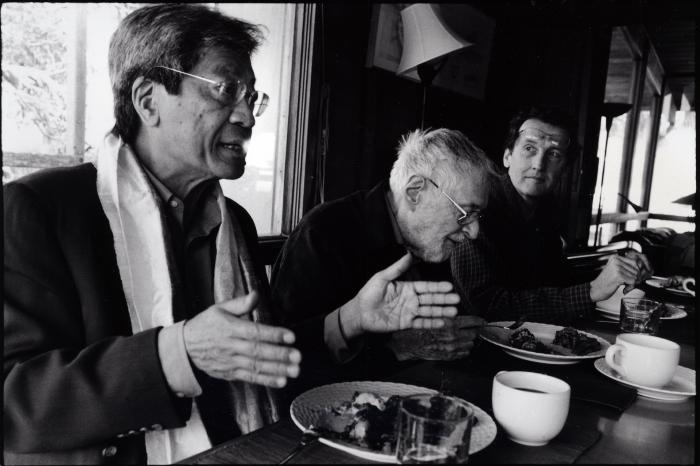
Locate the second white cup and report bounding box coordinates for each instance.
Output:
[492,371,570,446]
[605,333,679,388]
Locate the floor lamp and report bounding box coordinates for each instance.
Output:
[396,4,471,129]
[593,102,633,246]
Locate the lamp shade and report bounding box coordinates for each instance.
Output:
[396,4,472,75]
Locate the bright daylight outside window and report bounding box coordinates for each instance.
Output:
[647,95,696,233]
[1,2,296,236]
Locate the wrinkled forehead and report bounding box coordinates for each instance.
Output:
[517,119,570,148]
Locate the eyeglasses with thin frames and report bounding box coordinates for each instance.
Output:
[425,177,484,226]
[153,66,269,117]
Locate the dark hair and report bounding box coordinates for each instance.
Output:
[108,3,264,144]
[503,106,579,163]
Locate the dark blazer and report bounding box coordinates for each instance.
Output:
[3,163,269,465]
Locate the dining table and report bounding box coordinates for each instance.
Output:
[179,287,695,464]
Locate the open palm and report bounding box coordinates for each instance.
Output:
[355,253,459,333]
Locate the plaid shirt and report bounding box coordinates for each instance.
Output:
[450,176,593,325]
[451,238,592,325]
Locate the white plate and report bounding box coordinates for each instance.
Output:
[595,307,620,320]
[594,358,696,402]
[661,303,689,320]
[645,277,692,297]
[595,305,687,320]
[289,381,497,463]
[479,322,610,365]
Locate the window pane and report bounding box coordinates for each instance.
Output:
[1,3,71,155]
[84,4,143,161]
[647,106,696,234]
[216,3,293,236]
[625,75,655,231]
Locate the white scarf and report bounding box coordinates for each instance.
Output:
[95,134,278,464]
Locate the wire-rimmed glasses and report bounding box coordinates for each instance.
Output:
[153,65,269,117]
[425,177,483,226]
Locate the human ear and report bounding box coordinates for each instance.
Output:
[131,76,159,127]
[503,148,512,168]
[405,175,427,205]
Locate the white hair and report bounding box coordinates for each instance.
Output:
[389,128,496,193]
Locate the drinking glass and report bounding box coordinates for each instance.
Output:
[620,298,662,335]
[396,394,473,464]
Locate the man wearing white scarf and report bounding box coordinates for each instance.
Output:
[4,5,300,465]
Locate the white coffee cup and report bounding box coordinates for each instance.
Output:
[605,333,680,388]
[492,371,570,446]
[682,277,695,296]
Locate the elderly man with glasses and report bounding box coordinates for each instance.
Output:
[271,128,497,401]
[4,4,304,464]
[451,106,653,325]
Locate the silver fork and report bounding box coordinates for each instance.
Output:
[279,429,320,464]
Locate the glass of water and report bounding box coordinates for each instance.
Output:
[396,394,473,464]
[620,298,662,335]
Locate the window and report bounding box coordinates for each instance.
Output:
[587,26,694,247]
[2,2,314,238]
[647,99,696,233]
[588,27,635,245]
[625,71,657,231]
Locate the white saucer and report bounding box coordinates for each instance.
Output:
[645,277,693,297]
[594,358,696,402]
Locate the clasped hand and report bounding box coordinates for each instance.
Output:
[590,249,653,302]
[184,291,301,388]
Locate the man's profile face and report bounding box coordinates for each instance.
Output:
[155,46,257,183]
[401,169,487,263]
[503,118,569,203]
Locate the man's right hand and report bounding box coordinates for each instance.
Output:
[340,253,460,340]
[183,291,301,388]
[590,250,653,302]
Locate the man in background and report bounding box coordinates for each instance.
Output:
[452,106,652,323]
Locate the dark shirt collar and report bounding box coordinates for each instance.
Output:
[140,163,220,236]
[500,174,558,227]
[142,163,177,206]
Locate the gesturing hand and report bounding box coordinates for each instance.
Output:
[590,250,653,302]
[341,253,460,339]
[184,291,301,388]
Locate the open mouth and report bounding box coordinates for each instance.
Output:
[218,142,245,157]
